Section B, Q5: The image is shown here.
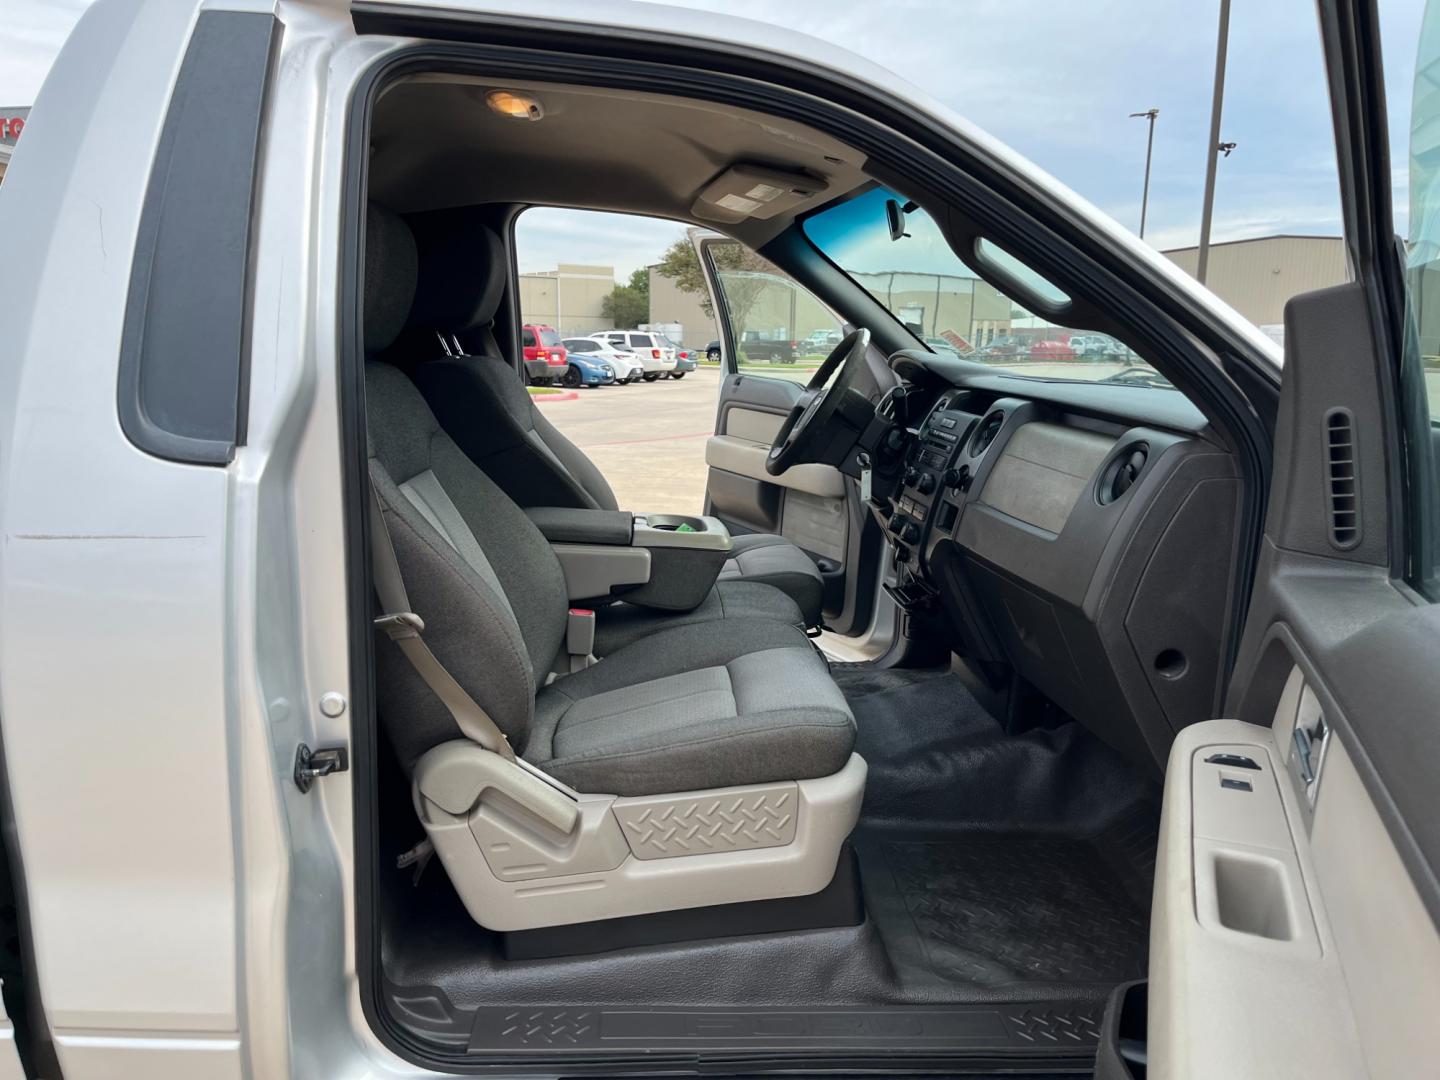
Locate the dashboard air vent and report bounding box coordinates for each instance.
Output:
[970,411,1005,457]
[1098,443,1149,505]
[1324,408,1360,550]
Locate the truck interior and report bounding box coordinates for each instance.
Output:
[341,6,1440,1072]
[9,2,1440,1077]
[352,65,1257,1076]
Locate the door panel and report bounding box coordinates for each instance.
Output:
[1150,679,1440,1078]
[706,405,847,498]
[705,376,849,540]
[1145,2,1440,1074]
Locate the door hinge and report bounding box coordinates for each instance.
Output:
[294,743,350,793]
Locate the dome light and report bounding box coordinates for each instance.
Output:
[485,90,544,121]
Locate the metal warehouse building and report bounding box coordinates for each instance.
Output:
[505,233,1351,352]
[1162,235,1346,329]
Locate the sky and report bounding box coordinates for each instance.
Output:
[2,0,1430,279]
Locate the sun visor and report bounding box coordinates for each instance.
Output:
[691,163,829,224]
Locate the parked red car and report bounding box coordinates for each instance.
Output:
[521,324,568,383]
[1027,339,1076,361]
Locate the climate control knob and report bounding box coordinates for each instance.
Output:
[887,512,906,533]
[902,467,922,487]
[916,472,937,494]
[943,464,972,492]
[902,522,922,545]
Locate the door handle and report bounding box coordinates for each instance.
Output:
[1292,727,1316,785]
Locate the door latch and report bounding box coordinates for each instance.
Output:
[294,743,350,793]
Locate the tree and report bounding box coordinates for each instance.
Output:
[654,238,711,307]
[654,237,777,329]
[601,283,648,330]
[626,267,650,298]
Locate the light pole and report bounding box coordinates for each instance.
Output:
[1129,108,1159,239]
[1196,0,1234,285]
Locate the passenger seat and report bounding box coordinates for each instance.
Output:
[401,207,828,627]
[363,206,864,931]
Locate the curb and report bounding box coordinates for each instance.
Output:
[529,390,580,404]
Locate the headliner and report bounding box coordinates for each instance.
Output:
[367,74,872,248]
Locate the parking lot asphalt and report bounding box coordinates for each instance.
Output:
[536,366,725,515]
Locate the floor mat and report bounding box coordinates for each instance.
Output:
[827,661,953,700]
[379,662,1161,1064]
[854,816,1153,994]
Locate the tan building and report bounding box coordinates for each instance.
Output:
[851,271,1014,347]
[519,264,617,337]
[649,265,841,350]
[647,268,718,349]
[648,264,1015,350]
[1163,235,1347,327]
[567,234,1348,352]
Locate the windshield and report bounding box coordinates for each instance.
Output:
[538,327,562,347]
[803,187,1170,389]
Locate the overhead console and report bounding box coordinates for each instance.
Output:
[878,380,1242,771]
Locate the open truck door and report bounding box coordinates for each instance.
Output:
[1131,2,1440,1076]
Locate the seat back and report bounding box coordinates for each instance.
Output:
[364,206,569,769]
[403,207,620,513]
[417,357,619,511]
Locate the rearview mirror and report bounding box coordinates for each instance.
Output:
[886,198,911,241]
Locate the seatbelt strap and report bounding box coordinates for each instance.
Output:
[368,477,516,762]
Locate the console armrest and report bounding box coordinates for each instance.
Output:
[632,513,733,552]
[543,512,733,611]
[526,506,635,546]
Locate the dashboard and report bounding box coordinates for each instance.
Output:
[873,353,1243,771]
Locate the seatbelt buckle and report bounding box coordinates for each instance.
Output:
[566,608,596,672]
[375,611,426,640]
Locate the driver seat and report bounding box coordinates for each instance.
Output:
[404,208,827,625]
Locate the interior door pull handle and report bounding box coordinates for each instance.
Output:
[1293,728,1316,785]
[1204,752,1260,770]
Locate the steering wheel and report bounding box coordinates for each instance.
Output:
[766,327,871,476]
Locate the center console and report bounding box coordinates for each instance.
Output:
[526,507,733,610]
[873,381,1243,771]
[881,390,982,588]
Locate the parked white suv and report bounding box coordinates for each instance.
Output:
[594,330,676,379]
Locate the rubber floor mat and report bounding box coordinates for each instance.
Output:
[855,820,1152,992]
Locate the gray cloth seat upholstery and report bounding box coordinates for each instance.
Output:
[719,534,826,626]
[364,204,803,653]
[402,209,827,627]
[362,205,855,798]
[366,359,854,794]
[529,619,854,797]
[591,578,804,656]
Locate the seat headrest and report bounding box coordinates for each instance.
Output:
[407,210,507,334]
[364,204,418,353]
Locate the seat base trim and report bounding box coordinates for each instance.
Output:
[416,750,867,932]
